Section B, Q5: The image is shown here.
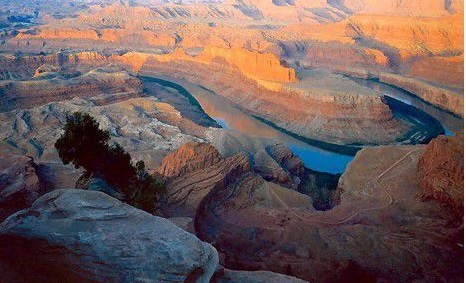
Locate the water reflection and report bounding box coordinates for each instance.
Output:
[142,75,458,174]
[350,77,463,136]
[145,77,356,173]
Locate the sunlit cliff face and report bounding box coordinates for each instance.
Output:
[3,0,463,88]
[0,0,463,146]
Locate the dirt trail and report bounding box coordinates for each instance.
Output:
[269,148,424,225]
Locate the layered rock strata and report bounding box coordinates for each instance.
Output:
[0,68,143,112]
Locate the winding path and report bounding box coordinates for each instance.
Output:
[269,148,424,225]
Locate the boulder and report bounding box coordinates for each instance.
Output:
[0,189,219,283]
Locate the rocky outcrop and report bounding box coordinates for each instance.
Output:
[0,156,46,222]
[110,46,296,90]
[157,141,340,218]
[157,142,251,217]
[418,133,464,217]
[212,268,308,283]
[379,73,464,117]
[195,145,463,282]
[157,142,224,178]
[0,68,143,112]
[0,189,219,283]
[195,46,297,84]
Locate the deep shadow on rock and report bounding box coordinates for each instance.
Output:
[0,156,49,222]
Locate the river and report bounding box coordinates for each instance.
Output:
[141,75,461,174]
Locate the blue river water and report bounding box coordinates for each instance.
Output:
[143,76,461,174]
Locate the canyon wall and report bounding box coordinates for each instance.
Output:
[0,68,142,112]
[194,142,463,282]
[111,47,297,88]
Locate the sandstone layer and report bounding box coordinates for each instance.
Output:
[0,67,143,112]
[158,141,339,218]
[3,0,462,116]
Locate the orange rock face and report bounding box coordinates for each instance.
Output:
[110,47,297,88]
[196,46,297,83]
[418,133,464,217]
[156,142,251,217]
[16,29,100,41]
[157,142,224,179]
[408,55,464,89]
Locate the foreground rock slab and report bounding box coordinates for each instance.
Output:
[0,189,218,283]
[212,268,309,283]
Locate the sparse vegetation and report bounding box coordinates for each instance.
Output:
[55,112,165,213]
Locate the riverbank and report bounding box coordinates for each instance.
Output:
[140,73,452,173]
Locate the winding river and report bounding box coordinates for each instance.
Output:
[141,75,462,174]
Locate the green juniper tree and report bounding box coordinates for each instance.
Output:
[55,112,164,213]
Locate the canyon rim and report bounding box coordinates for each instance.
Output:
[0,1,464,282]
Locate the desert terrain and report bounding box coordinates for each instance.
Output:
[0,0,463,282]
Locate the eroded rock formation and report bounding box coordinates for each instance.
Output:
[157,142,250,217]
[195,143,463,282]
[157,141,339,218]
[0,156,45,222]
[0,68,143,112]
[418,133,464,217]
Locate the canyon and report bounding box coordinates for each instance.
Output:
[0,0,463,282]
